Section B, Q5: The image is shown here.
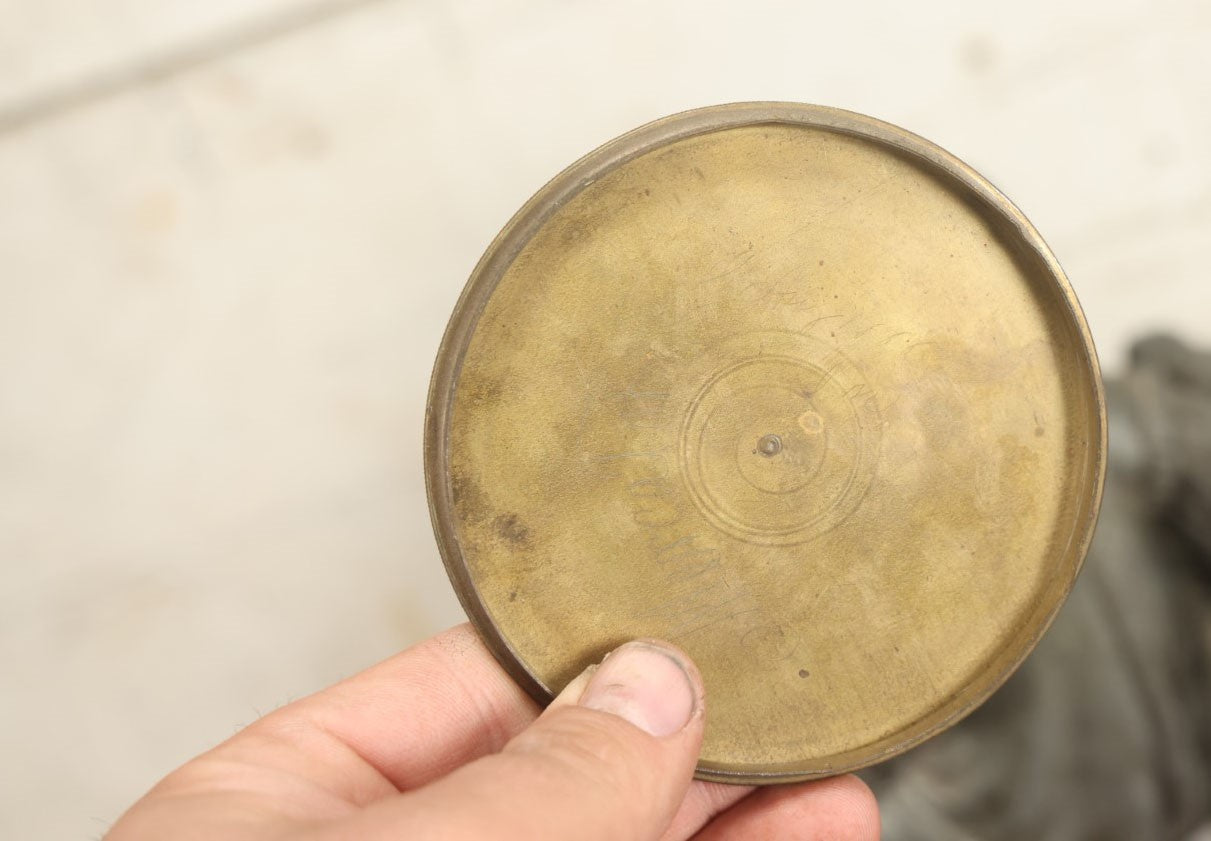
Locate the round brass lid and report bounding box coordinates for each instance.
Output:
[425,103,1106,783]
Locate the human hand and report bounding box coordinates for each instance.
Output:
[107,625,878,840]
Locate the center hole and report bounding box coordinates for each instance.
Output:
[757,433,783,457]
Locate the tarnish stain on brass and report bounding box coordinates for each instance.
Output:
[493,513,531,548]
[426,103,1107,785]
[798,410,824,435]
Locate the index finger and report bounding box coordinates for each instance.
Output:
[284,623,540,790]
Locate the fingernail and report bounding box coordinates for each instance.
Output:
[579,641,699,737]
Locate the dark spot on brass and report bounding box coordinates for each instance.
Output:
[469,377,504,405]
[798,668,810,678]
[509,590,518,602]
[1034,426,1045,437]
[450,471,490,525]
[493,513,531,547]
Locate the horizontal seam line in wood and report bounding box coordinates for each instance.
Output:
[0,0,395,138]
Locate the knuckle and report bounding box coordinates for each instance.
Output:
[509,706,666,805]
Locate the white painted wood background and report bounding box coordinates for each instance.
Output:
[0,1,1207,836]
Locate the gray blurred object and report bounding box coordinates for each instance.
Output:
[866,334,1211,841]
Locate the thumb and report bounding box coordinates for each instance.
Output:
[349,639,706,841]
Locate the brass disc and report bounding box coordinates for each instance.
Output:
[425,103,1106,783]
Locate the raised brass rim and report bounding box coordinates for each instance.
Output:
[424,102,1108,784]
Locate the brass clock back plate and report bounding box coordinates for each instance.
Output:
[425,103,1106,784]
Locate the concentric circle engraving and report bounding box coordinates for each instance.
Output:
[679,332,882,545]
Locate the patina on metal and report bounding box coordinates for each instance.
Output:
[424,103,1107,784]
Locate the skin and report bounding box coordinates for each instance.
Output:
[106,624,879,840]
